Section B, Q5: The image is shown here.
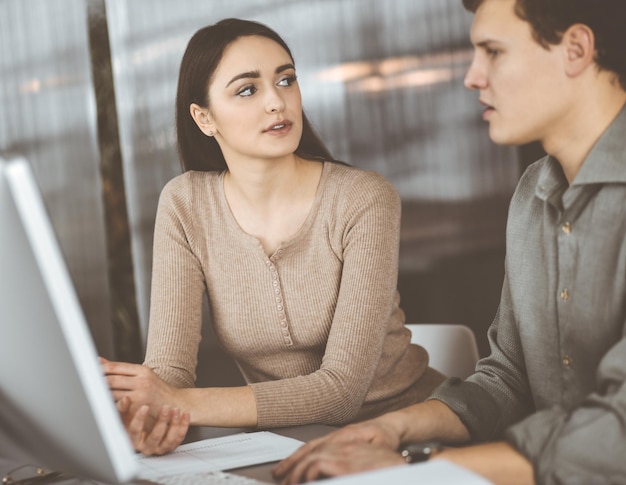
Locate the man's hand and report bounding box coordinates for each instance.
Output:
[275,441,405,484]
[273,419,401,483]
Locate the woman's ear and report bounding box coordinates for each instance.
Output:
[562,23,595,78]
[189,103,216,137]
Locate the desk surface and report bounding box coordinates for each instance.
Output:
[0,424,334,484]
[189,424,335,484]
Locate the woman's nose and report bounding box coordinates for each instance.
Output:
[265,88,285,114]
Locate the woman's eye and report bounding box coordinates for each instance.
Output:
[237,85,257,97]
[486,48,500,59]
[277,74,297,87]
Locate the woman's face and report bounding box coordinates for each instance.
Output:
[200,35,303,164]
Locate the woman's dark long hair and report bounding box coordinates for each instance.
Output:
[175,18,336,172]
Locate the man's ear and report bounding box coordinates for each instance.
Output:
[562,23,595,78]
[190,103,216,137]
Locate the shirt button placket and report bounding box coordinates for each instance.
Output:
[556,216,575,386]
[561,221,572,234]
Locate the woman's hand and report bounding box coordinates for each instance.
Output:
[116,396,190,456]
[100,358,180,419]
[101,358,190,455]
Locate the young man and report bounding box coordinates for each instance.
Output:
[273,0,626,483]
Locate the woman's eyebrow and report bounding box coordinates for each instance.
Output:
[225,63,295,88]
[226,70,260,88]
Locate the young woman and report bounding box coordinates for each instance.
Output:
[102,18,444,456]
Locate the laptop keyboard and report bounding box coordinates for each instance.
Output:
[144,470,266,484]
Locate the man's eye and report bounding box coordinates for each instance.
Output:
[237,85,256,97]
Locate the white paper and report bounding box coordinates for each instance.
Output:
[136,431,303,479]
[321,459,494,485]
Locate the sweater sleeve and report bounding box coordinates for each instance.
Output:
[143,176,205,388]
[250,171,409,427]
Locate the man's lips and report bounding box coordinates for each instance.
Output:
[479,100,495,119]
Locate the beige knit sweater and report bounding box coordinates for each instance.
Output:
[144,161,438,428]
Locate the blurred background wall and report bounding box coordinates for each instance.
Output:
[0,0,537,385]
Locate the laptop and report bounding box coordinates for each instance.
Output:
[0,156,300,484]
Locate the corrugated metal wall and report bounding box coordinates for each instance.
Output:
[1,0,520,372]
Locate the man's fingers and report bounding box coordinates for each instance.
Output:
[273,438,323,478]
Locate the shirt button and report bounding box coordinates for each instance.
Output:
[561,222,572,234]
[560,289,569,300]
[562,355,572,367]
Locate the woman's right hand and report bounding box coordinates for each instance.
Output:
[116,395,190,456]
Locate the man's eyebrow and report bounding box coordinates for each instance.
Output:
[474,38,500,49]
[225,63,296,88]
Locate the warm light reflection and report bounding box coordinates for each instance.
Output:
[349,68,458,93]
[315,49,473,92]
[19,79,42,94]
[316,62,374,82]
[18,75,81,94]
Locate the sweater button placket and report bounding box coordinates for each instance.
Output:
[267,259,293,346]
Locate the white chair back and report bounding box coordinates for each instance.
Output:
[406,323,480,379]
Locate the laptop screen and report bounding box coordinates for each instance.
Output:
[0,156,138,483]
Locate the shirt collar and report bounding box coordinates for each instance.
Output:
[572,103,626,185]
[535,103,626,202]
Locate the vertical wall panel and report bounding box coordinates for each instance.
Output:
[1,0,520,366]
[0,0,114,356]
[105,0,519,337]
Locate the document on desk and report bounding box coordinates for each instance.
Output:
[322,459,494,485]
[136,431,303,479]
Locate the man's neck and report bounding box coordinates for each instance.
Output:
[543,81,626,184]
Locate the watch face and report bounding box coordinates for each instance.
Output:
[400,441,442,463]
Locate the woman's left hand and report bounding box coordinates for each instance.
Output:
[100,358,190,455]
[100,358,180,418]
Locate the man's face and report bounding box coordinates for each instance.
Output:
[464,0,571,147]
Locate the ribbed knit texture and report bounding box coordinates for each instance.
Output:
[144,161,440,428]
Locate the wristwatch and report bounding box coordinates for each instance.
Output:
[399,441,443,463]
